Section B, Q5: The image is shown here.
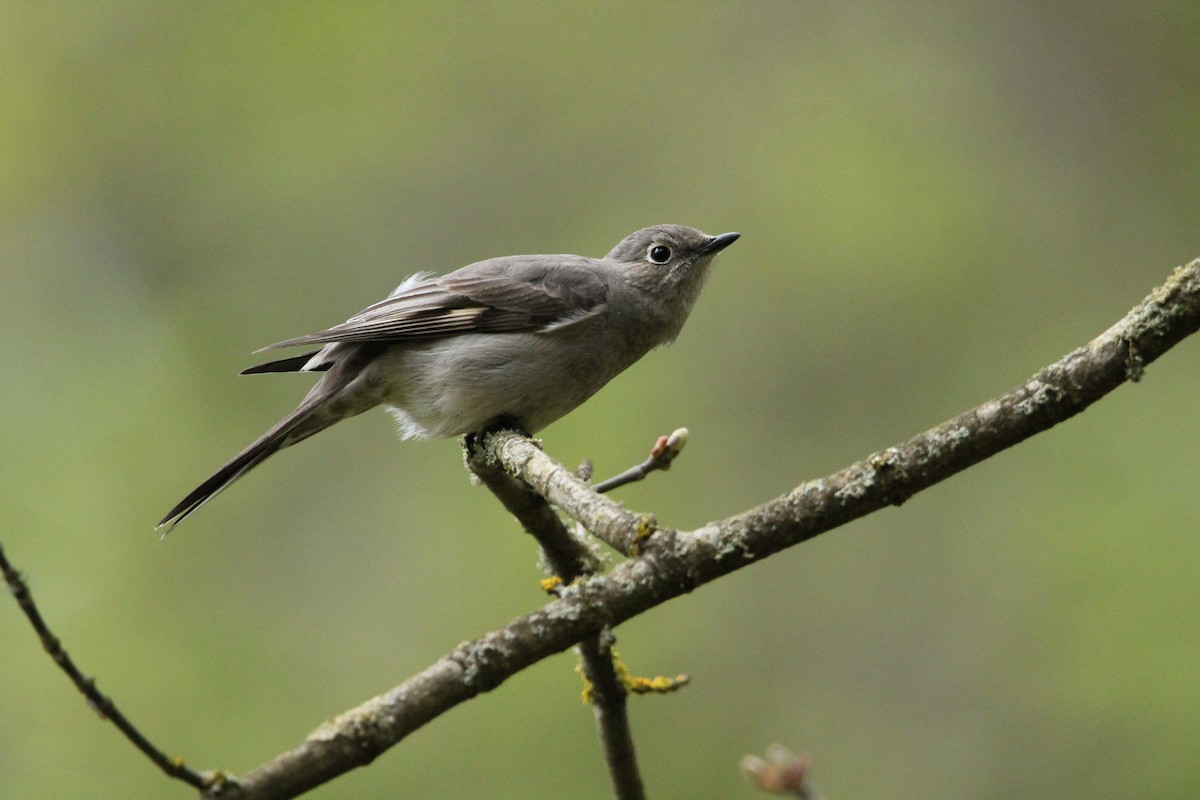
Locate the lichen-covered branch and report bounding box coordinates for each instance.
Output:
[478,432,653,555]
[466,437,647,800]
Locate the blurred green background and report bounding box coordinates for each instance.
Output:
[2,3,1198,798]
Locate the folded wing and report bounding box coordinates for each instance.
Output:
[258,255,610,351]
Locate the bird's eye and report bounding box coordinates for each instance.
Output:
[648,245,672,264]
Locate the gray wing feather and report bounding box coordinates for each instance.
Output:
[259,255,610,350]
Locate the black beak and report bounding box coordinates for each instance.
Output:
[701,232,740,256]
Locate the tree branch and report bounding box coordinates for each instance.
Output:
[22,258,1189,800]
[474,431,652,556]
[464,442,602,578]
[466,436,647,800]
[578,630,646,800]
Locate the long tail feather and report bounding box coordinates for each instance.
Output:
[157,439,281,532]
[160,344,377,532]
[158,400,329,532]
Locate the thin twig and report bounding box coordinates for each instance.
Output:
[0,544,214,790]
[579,630,646,800]
[593,428,689,494]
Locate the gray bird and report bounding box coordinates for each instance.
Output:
[159,224,739,529]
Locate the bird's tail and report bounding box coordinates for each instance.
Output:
[157,398,330,532]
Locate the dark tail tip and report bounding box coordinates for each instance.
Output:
[157,440,280,532]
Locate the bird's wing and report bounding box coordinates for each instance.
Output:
[258,255,610,350]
